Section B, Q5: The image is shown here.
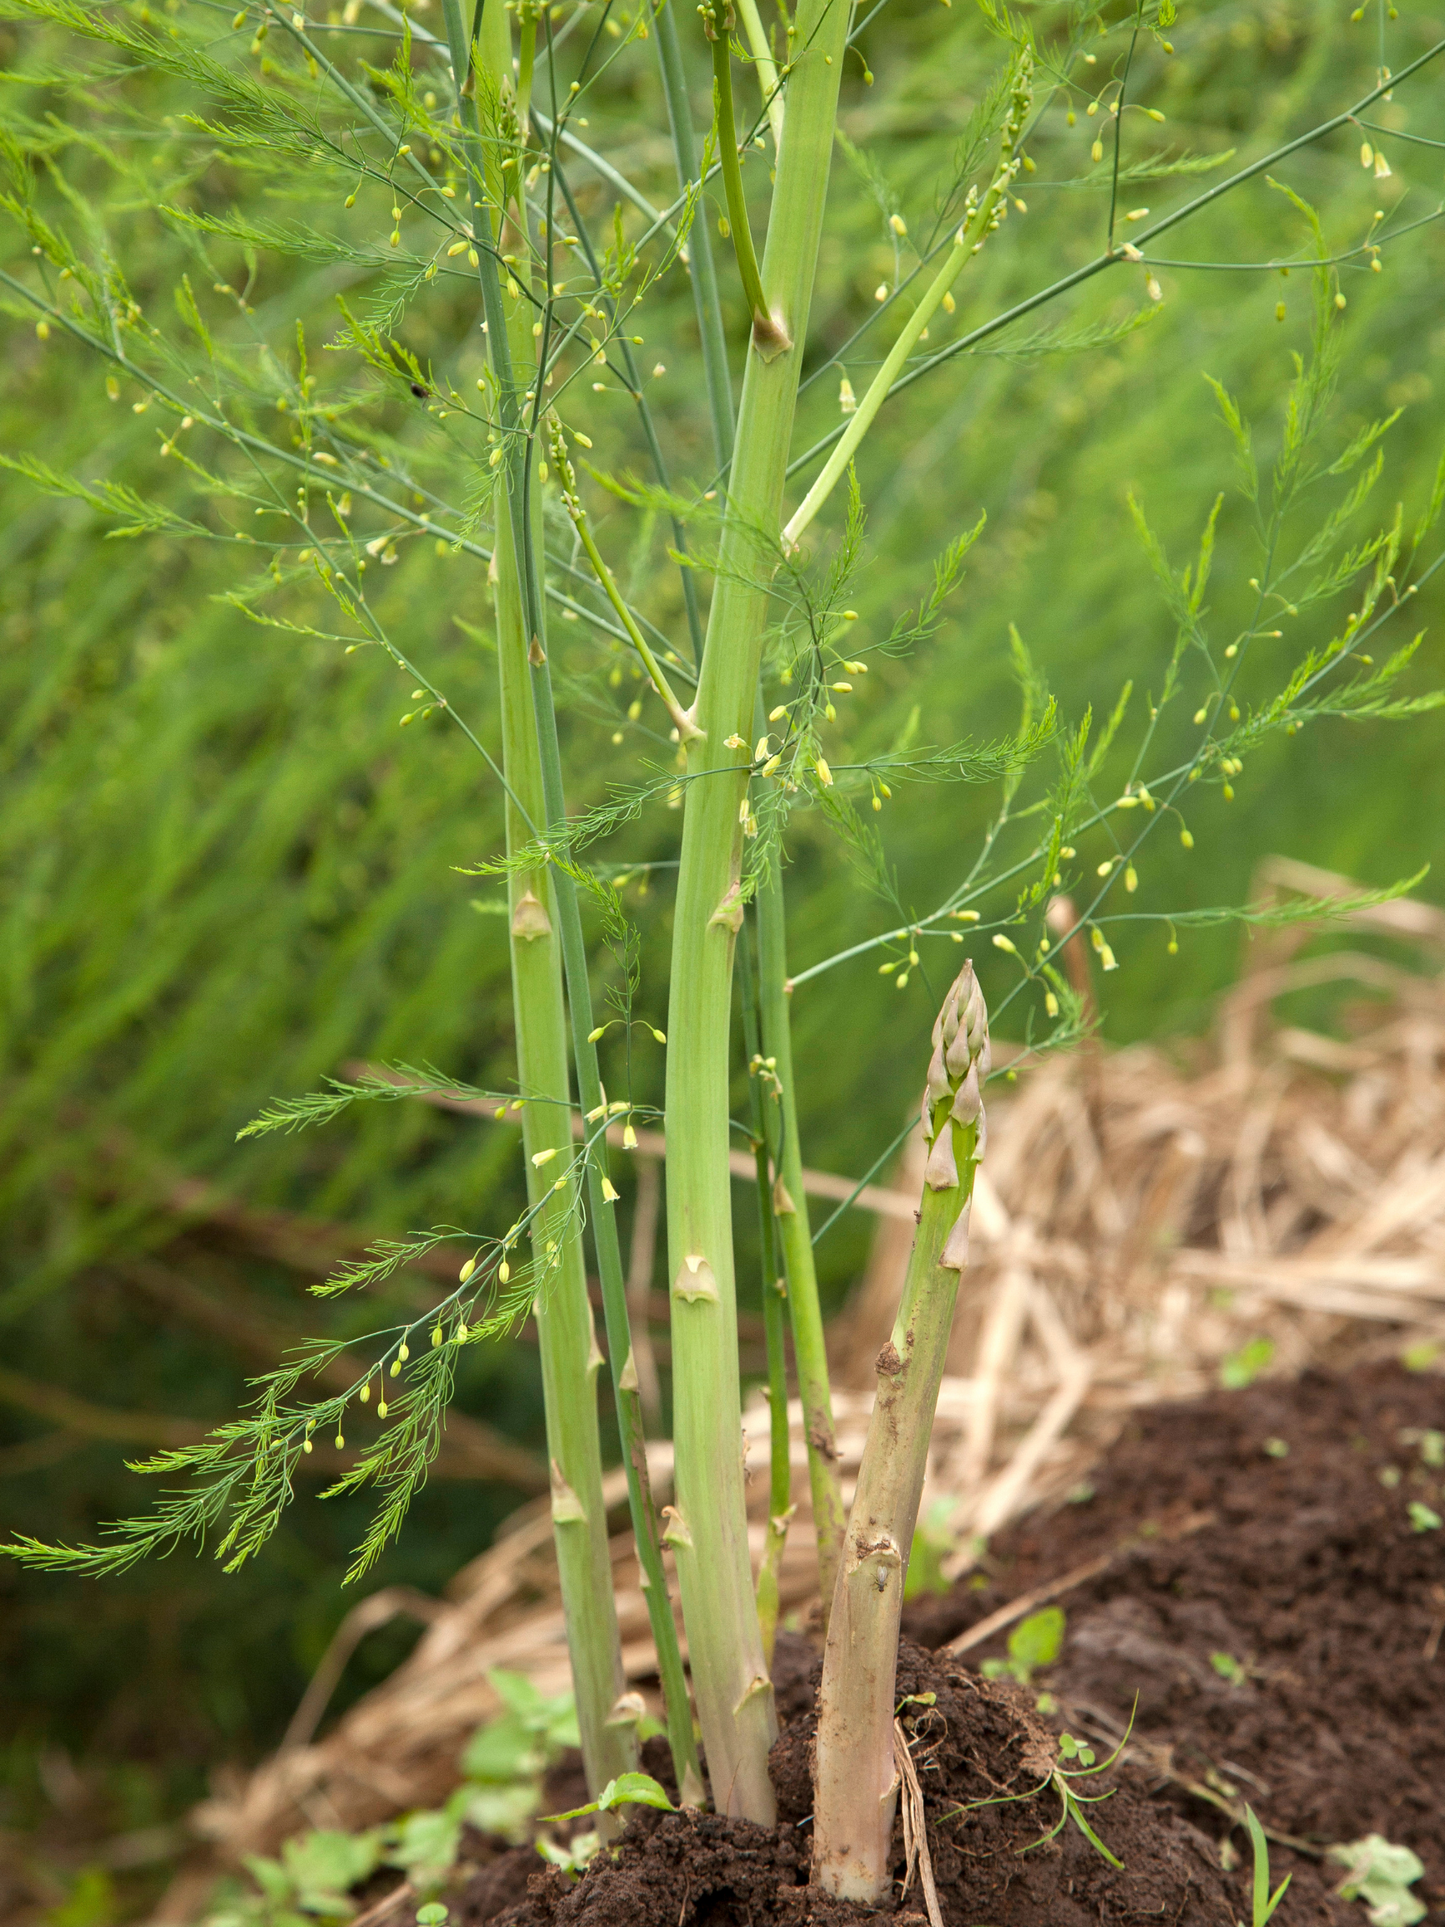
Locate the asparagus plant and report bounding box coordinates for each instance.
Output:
[812,962,989,1901]
[4,0,1444,1892]
[443,0,700,1802]
[652,0,850,1623]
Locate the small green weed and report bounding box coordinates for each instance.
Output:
[1025,1727,1132,1870]
[1406,1501,1442,1533]
[1237,1807,1291,1927]
[535,1772,675,1881]
[203,1677,595,1924]
[905,1497,964,1600]
[948,1705,1135,1872]
[1210,1652,1250,1686]
[540,1770,676,1824]
[1328,1835,1427,1927]
[981,1608,1065,1686]
[1220,1339,1275,1391]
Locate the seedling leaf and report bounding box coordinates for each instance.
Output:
[1221,1337,1275,1390]
[1242,1806,1291,1927]
[1328,1835,1426,1927]
[540,1772,676,1823]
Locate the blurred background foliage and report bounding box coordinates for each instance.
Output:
[1,0,1442,1913]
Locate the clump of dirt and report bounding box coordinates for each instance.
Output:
[460,1641,1233,1927]
[905,1362,1445,1920]
[456,1365,1444,1927]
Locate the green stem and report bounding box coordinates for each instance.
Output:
[708,17,786,351]
[517,6,538,124]
[662,0,851,1824]
[737,914,792,1666]
[656,0,829,1635]
[652,0,735,466]
[735,0,785,150]
[782,51,1032,551]
[440,0,654,1806]
[473,0,704,1803]
[811,1175,974,1899]
[494,498,636,1813]
[813,965,987,1900]
[755,854,845,1613]
[544,144,705,662]
[524,618,704,1803]
[559,478,702,738]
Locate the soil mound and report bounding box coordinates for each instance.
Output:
[905,1362,1445,1914]
[468,1643,1231,1927]
[456,1364,1443,1927]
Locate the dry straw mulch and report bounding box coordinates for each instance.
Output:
[169,859,1445,1906]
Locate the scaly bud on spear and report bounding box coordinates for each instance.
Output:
[813,962,990,1902]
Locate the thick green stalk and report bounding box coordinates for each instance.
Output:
[661,0,851,1824]
[493,504,636,1808]
[813,965,989,1901]
[523,544,704,1802]
[441,0,632,1805]
[450,0,702,1799]
[755,855,845,1612]
[655,6,841,1613]
[737,915,791,1666]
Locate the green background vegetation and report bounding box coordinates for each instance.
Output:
[1,0,1441,1911]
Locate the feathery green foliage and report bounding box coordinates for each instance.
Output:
[1,0,1444,1882]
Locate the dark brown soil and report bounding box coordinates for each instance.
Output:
[457,1364,1445,1927]
[905,1362,1445,1914]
